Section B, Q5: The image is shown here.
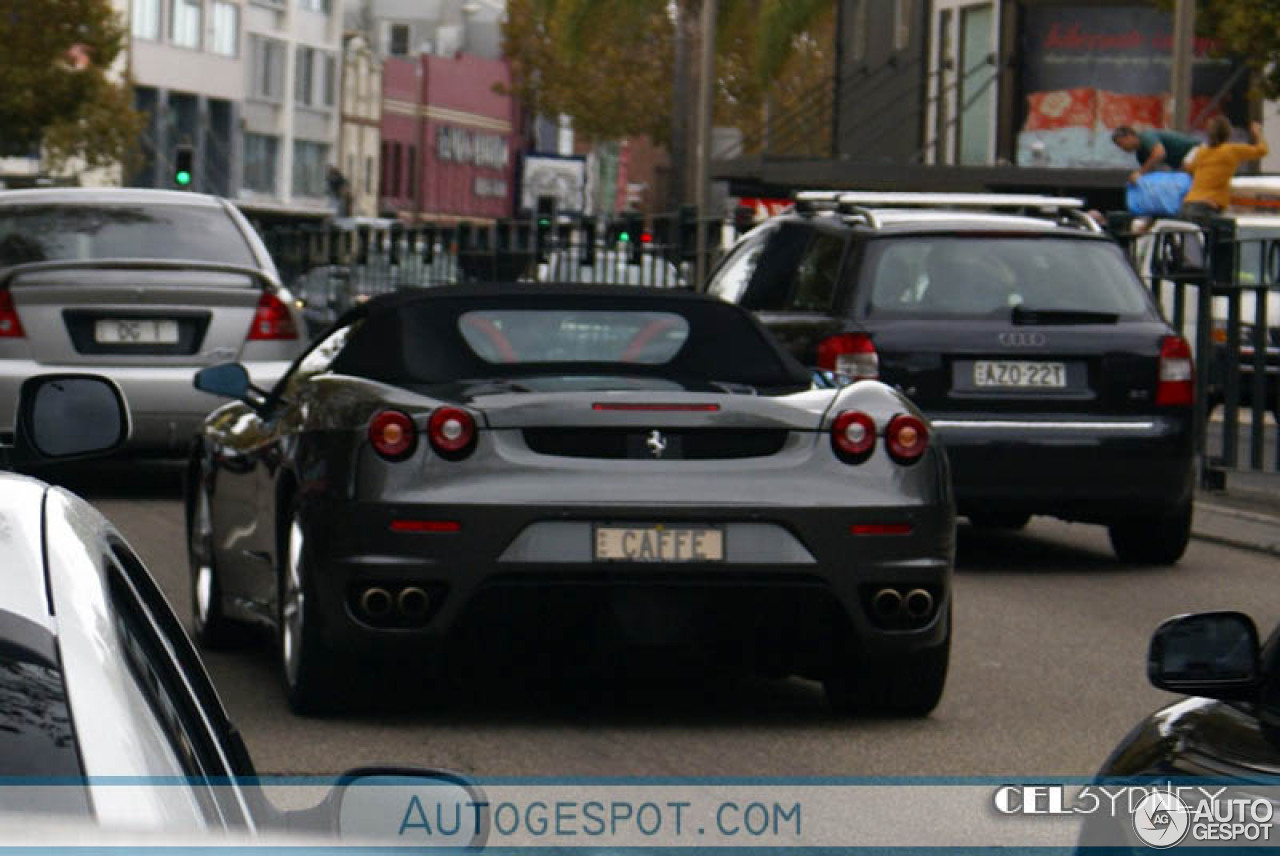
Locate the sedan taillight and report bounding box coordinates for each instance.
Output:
[1156,335,1194,406]
[428,407,476,458]
[817,333,878,380]
[0,290,25,338]
[368,410,416,460]
[831,410,876,463]
[247,292,298,341]
[885,414,928,465]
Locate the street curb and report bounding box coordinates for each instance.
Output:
[1190,529,1280,558]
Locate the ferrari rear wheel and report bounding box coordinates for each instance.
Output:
[824,628,950,718]
[188,475,251,649]
[279,508,348,715]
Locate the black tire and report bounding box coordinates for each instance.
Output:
[824,627,950,718]
[278,503,349,715]
[1107,501,1192,566]
[967,512,1031,531]
[187,462,252,649]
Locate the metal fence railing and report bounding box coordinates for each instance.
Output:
[257,210,738,334]
[1116,215,1280,488]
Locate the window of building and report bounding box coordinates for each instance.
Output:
[132,0,161,41]
[170,0,201,49]
[249,36,285,101]
[243,133,279,193]
[389,23,410,57]
[407,145,416,202]
[322,54,337,107]
[292,140,329,197]
[210,1,239,57]
[298,0,330,11]
[295,47,315,106]
[894,0,914,52]
[392,143,402,198]
[366,155,374,197]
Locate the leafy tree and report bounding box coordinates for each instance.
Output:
[1161,0,1280,98]
[0,0,142,171]
[501,0,834,146]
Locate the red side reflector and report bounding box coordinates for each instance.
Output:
[390,520,461,533]
[850,523,914,536]
[592,403,721,412]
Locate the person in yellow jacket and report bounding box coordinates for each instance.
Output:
[1180,117,1269,219]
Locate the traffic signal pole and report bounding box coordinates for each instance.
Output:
[1169,0,1194,131]
[694,0,718,290]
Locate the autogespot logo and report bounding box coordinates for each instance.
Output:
[1133,791,1191,849]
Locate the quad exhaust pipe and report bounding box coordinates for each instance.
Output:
[359,586,394,620]
[397,586,430,619]
[904,588,934,620]
[870,588,904,620]
[870,587,935,623]
[357,585,433,623]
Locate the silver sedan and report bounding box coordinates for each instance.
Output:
[0,187,304,452]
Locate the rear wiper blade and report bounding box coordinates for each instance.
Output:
[1011,306,1120,325]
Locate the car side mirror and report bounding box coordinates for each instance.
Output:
[13,374,130,463]
[1149,611,1260,701]
[325,768,486,848]
[195,362,252,399]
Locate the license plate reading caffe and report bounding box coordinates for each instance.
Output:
[95,319,180,345]
[974,360,1066,388]
[595,525,724,562]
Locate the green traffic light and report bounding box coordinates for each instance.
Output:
[175,170,192,186]
[619,232,630,242]
[537,218,551,227]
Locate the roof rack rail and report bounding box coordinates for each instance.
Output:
[792,190,1098,232]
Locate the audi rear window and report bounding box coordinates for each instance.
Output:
[0,203,255,268]
[863,237,1152,319]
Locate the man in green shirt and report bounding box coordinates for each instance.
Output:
[1111,126,1200,185]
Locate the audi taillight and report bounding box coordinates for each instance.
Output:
[0,290,25,338]
[1156,335,1194,406]
[247,291,298,341]
[831,410,876,462]
[428,407,476,458]
[885,414,928,464]
[368,410,416,460]
[817,333,878,380]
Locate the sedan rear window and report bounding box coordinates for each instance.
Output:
[0,203,256,268]
[459,310,690,365]
[864,237,1152,319]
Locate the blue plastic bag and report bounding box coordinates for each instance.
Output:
[1126,171,1193,217]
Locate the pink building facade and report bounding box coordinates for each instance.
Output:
[380,54,519,221]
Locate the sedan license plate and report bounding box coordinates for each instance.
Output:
[594,525,724,562]
[973,360,1066,389]
[94,319,179,345]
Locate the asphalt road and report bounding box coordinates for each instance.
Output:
[42,460,1280,780]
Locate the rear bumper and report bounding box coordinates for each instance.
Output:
[0,360,290,451]
[297,498,955,671]
[935,414,1194,520]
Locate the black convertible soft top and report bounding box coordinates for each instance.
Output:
[331,283,812,391]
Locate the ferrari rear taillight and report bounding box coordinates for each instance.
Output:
[1156,335,1194,406]
[0,290,25,338]
[885,414,928,464]
[368,410,416,460]
[247,291,298,341]
[831,410,876,462]
[428,407,476,457]
[817,333,878,380]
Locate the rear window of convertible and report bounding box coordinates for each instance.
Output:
[331,295,811,391]
[458,310,690,365]
[863,237,1152,319]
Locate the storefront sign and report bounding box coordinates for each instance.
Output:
[437,126,509,170]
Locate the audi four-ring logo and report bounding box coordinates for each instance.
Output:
[998,332,1047,347]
